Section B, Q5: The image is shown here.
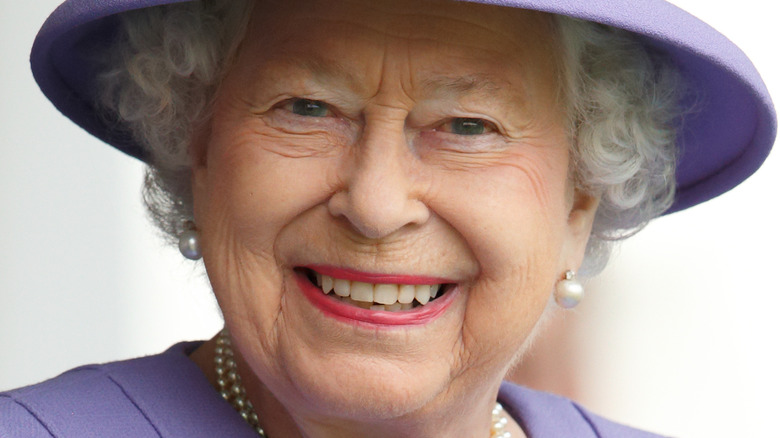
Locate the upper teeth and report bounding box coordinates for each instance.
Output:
[316,273,442,309]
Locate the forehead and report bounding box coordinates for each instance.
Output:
[237,0,562,99]
[252,0,558,44]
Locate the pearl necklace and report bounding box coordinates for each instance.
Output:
[215,330,511,437]
[215,331,266,436]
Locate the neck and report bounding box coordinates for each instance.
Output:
[248,384,504,438]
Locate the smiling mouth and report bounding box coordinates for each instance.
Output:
[300,268,453,312]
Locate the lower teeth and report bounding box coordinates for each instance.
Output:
[341,296,416,311]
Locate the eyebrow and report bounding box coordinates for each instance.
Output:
[296,56,365,93]
[419,74,507,96]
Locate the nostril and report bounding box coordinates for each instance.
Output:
[328,192,430,240]
[326,151,430,239]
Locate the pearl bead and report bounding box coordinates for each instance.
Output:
[555,278,584,308]
[178,229,202,260]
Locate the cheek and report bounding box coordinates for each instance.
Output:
[430,155,570,368]
[429,152,571,276]
[195,122,344,346]
[200,124,341,252]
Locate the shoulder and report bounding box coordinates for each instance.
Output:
[0,394,53,437]
[499,381,669,438]
[1,361,161,438]
[0,342,256,438]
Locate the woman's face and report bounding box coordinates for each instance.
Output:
[193,0,597,425]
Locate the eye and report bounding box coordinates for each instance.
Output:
[289,99,331,117]
[445,118,493,136]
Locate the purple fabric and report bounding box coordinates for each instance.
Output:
[0,342,258,437]
[30,0,776,214]
[498,382,668,437]
[0,342,665,437]
[30,0,192,163]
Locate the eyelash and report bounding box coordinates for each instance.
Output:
[435,118,498,136]
[282,98,334,118]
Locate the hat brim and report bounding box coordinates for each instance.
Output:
[31,0,776,214]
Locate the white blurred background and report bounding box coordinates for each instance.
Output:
[1,1,778,437]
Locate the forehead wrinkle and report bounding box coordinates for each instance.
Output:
[418,74,512,100]
[294,55,368,95]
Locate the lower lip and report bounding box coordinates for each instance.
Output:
[294,273,457,327]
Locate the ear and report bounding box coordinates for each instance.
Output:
[189,119,212,224]
[560,188,600,273]
[190,116,212,168]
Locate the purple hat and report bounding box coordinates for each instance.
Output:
[31,0,776,214]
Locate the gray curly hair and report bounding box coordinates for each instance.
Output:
[98,0,682,275]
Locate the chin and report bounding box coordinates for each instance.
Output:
[249,269,477,421]
[276,347,456,420]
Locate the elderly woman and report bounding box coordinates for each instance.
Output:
[1,0,775,436]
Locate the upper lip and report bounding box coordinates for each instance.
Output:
[303,264,455,285]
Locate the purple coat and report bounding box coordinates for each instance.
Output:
[0,343,666,437]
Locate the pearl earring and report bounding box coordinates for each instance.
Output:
[554,270,584,309]
[178,221,202,260]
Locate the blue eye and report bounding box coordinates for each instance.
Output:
[450,118,487,135]
[291,99,330,117]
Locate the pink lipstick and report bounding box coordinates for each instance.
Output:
[295,266,457,327]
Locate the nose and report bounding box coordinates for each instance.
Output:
[327,121,429,239]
